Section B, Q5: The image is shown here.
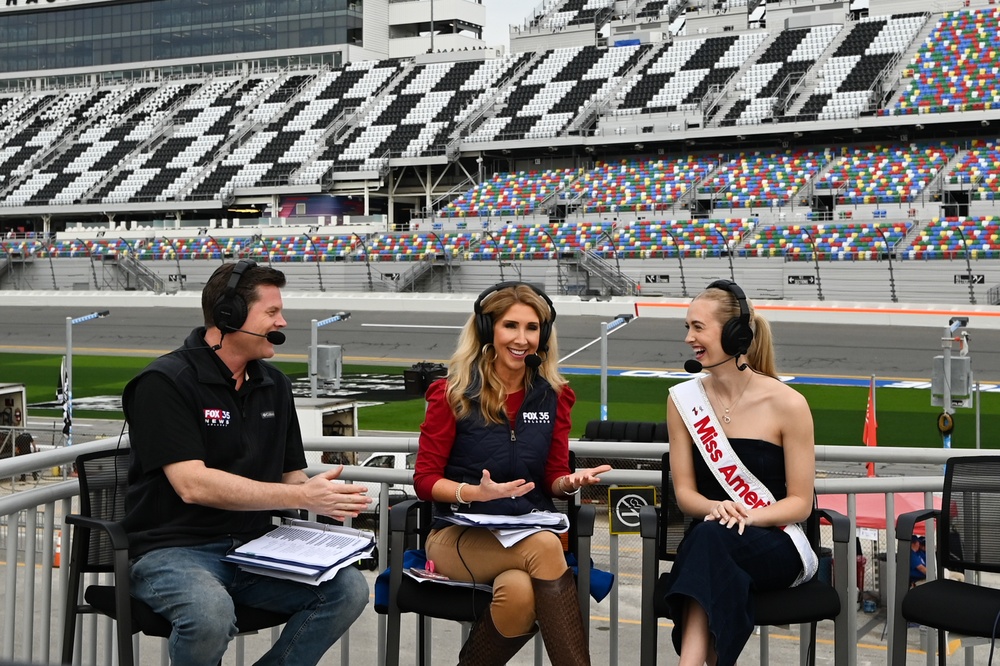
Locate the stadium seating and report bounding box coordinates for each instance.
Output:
[906,216,1000,259]
[0,6,998,236]
[948,139,1000,200]
[441,168,582,217]
[467,44,650,142]
[795,13,928,121]
[698,150,823,207]
[613,33,768,116]
[470,223,555,260]
[745,221,912,259]
[572,156,718,213]
[615,219,757,258]
[364,232,474,261]
[818,142,956,204]
[533,0,615,29]
[721,25,841,126]
[6,212,1000,264]
[889,8,1000,115]
[635,0,687,21]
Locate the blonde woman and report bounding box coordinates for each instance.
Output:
[665,280,816,666]
[414,282,611,666]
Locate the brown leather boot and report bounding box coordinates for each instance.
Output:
[531,569,591,666]
[457,607,536,665]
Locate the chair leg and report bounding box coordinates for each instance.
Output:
[61,531,83,665]
[805,621,817,666]
[385,608,401,666]
[532,569,591,666]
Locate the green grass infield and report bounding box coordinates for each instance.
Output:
[2,353,994,448]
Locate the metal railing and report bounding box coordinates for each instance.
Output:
[1,436,993,665]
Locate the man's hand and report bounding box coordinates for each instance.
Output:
[303,465,372,519]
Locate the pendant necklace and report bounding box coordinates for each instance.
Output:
[712,374,753,424]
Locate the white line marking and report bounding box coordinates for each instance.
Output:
[360,324,463,330]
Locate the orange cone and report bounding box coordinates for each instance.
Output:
[53,530,61,568]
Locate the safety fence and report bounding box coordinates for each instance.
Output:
[0,436,993,665]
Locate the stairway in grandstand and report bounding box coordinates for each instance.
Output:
[714,24,843,126]
[607,31,769,130]
[466,44,651,143]
[790,13,929,121]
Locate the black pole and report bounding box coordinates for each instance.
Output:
[953,226,977,304]
[486,228,505,282]
[662,226,688,298]
[873,226,898,303]
[352,232,374,292]
[712,224,735,282]
[801,229,824,301]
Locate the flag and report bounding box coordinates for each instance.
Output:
[863,375,877,477]
[55,357,66,406]
[57,356,71,436]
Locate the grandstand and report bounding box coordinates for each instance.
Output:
[0,0,999,305]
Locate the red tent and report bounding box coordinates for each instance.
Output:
[818,492,942,536]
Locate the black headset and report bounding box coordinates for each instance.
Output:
[212,259,257,331]
[707,279,754,357]
[474,281,556,352]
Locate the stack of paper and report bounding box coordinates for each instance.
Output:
[223,519,375,586]
[440,511,569,547]
[404,567,493,592]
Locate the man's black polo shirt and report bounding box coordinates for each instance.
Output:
[121,327,307,559]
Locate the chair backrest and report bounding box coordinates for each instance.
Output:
[656,451,822,563]
[937,455,1000,575]
[75,448,131,573]
[581,420,668,443]
[656,452,694,562]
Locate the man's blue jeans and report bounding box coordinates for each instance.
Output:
[130,540,369,666]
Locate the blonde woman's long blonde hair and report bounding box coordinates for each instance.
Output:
[446,284,567,424]
[696,284,778,379]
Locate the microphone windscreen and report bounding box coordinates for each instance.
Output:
[524,353,542,369]
[265,331,286,345]
[683,359,703,374]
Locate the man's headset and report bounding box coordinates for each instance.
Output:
[474,281,556,353]
[212,259,257,332]
[708,279,754,357]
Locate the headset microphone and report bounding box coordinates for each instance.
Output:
[684,354,746,374]
[524,353,542,370]
[228,329,286,345]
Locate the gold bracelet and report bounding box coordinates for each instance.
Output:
[455,482,470,505]
[559,476,580,496]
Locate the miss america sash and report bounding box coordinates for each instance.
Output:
[670,378,817,587]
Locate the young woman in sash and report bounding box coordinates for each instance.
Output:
[413,282,611,666]
[665,280,817,666]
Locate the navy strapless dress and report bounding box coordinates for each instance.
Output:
[664,439,803,666]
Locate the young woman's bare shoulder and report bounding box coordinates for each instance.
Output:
[760,375,809,406]
[770,379,810,409]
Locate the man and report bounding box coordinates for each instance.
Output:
[14,432,39,481]
[122,260,370,666]
[910,535,927,586]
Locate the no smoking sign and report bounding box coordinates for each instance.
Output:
[608,486,657,534]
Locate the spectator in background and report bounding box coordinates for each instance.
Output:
[15,432,38,481]
[14,431,36,456]
[910,535,927,586]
